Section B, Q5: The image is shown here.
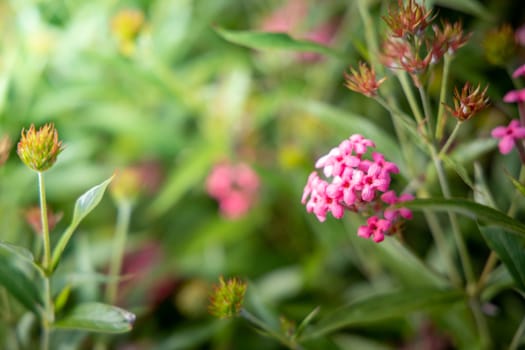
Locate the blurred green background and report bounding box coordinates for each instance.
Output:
[0,0,524,349]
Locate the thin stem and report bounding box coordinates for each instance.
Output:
[509,315,525,350]
[439,121,463,157]
[430,148,475,287]
[476,251,498,292]
[397,72,426,133]
[38,172,51,271]
[470,298,491,349]
[418,85,434,140]
[356,0,380,71]
[37,172,54,350]
[436,54,452,140]
[105,201,133,305]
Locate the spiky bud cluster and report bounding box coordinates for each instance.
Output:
[344,62,387,98]
[445,83,490,121]
[208,276,247,319]
[17,124,63,172]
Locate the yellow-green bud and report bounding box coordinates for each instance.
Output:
[208,276,247,319]
[17,123,63,172]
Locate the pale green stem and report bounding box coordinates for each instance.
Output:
[436,54,452,140]
[37,172,54,350]
[439,121,462,157]
[476,252,498,293]
[105,201,133,305]
[430,147,491,347]
[397,72,426,134]
[509,315,525,350]
[1,287,11,321]
[418,85,434,140]
[356,0,380,70]
[430,148,475,286]
[38,172,51,270]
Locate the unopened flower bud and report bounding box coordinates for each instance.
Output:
[208,276,247,319]
[482,24,517,66]
[111,8,145,56]
[382,0,435,39]
[17,124,63,172]
[445,83,489,121]
[111,168,143,204]
[344,62,386,98]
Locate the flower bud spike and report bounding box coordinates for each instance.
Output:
[17,123,64,172]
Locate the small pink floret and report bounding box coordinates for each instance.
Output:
[512,64,525,78]
[491,120,525,155]
[503,89,525,103]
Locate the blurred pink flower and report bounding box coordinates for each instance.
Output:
[302,134,412,242]
[206,162,260,219]
[512,63,525,78]
[515,24,525,47]
[491,120,525,154]
[503,88,525,103]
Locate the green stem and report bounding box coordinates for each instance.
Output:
[430,148,475,286]
[439,121,462,157]
[418,85,434,140]
[397,72,426,133]
[105,201,133,305]
[509,315,525,350]
[436,54,452,140]
[356,0,380,71]
[476,251,498,293]
[37,172,54,350]
[240,309,301,350]
[38,172,51,271]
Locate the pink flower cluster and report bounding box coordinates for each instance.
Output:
[491,63,525,155]
[301,134,413,243]
[206,161,260,219]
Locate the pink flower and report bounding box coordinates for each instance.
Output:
[512,64,525,79]
[503,89,525,103]
[491,120,525,154]
[302,134,413,242]
[206,161,260,219]
[357,216,391,243]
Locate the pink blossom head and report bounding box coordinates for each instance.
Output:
[302,134,413,243]
[491,120,525,154]
[206,161,260,219]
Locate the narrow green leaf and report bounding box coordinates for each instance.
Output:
[504,169,525,197]
[71,176,114,226]
[404,198,525,238]
[0,256,44,315]
[441,154,474,189]
[52,176,114,270]
[0,241,35,264]
[214,27,344,59]
[478,225,525,291]
[303,288,463,340]
[54,302,135,333]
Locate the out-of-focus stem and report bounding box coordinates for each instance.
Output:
[439,121,462,157]
[418,85,434,139]
[509,315,525,350]
[436,54,452,140]
[397,72,426,134]
[105,201,133,305]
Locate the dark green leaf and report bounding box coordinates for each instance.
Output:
[0,255,44,315]
[214,27,344,59]
[404,198,525,238]
[54,303,135,333]
[478,225,525,291]
[303,288,463,340]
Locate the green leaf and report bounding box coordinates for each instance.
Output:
[52,176,114,270]
[478,225,525,291]
[404,198,525,238]
[441,154,474,189]
[54,302,135,333]
[0,255,44,315]
[214,27,344,59]
[302,288,463,340]
[428,0,492,19]
[0,241,35,264]
[504,169,525,197]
